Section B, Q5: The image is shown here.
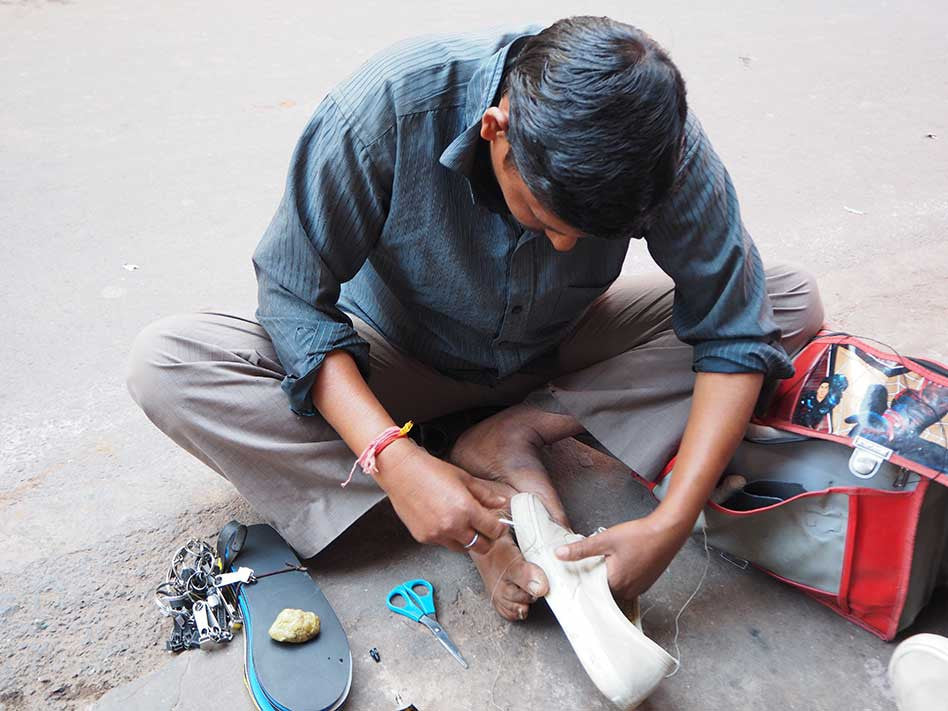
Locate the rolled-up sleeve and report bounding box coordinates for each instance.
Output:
[253,97,389,415]
[644,115,794,380]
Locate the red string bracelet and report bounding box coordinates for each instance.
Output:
[341,421,414,487]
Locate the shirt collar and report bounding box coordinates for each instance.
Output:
[439,31,535,208]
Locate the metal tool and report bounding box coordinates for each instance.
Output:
[193,601,216,643]
[386,579,468,669]
[213,566,255,587]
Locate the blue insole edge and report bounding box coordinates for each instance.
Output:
[239,592,282,711]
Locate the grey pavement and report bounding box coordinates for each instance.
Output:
[1,1,946,710]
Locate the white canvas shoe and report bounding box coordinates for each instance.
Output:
[888,633,948,711]
[511,493,676,710]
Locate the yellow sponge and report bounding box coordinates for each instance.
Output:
[268,608,320,643]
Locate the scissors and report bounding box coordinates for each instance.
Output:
[386,579,468,669]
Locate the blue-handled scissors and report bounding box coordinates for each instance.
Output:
[386,579,468,669]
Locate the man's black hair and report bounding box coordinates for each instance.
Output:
[501,16,688,239]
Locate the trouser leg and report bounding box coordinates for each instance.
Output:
[538,264,825,480]
[125,312,533,558]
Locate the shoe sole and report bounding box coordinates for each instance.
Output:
[511,493,675,710]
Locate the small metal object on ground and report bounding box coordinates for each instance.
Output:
[369,647,381,662]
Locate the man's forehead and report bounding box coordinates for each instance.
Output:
[526,187,585,238]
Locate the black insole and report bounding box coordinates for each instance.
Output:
[721,480,808,511]
[744,480,807,500]
[237,524,351,711]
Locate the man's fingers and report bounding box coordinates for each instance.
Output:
[463,530,492,555]
[467,477,511,510]
[471,505,508,542]
[555,532,612,561]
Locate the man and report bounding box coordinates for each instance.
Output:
[128,16,823,622]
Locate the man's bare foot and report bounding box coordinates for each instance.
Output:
[450,403,582,620]
[449,403,579,528]
[471,528,549,621]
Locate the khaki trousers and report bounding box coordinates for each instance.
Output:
[126,266,823,558]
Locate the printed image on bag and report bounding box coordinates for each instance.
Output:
[770,335,948,480]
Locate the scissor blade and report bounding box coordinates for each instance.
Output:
[419,615,468,669]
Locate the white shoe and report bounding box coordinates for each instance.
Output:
[511,493,676,710]
[888,633,948,711]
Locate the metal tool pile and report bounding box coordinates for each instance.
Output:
[155,522,309,653]
[154,539,252,652]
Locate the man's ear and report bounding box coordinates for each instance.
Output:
[480,105,509,142]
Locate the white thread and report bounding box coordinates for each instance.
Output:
[489,665,506,711]
[486,513,521,610]
[665,524,710,678]
[487,554,521,609]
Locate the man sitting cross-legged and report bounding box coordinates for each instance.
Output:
[127,17,824,621]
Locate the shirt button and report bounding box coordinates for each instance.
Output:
[511,305,523,315]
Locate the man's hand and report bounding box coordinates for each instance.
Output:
[308,350,509,555]
[376,438,509,555]
[554,514,691,600]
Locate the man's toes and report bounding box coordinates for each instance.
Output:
[507,558,549,598]
[490,580,533,621]
[499,582,532,605]
[497,599,529,622]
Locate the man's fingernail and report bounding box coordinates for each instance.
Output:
[528,580,542,595]
[555,545,569,558]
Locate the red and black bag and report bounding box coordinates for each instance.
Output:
[651,331,948,640]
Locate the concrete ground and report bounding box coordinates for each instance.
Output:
[1,0,946,709]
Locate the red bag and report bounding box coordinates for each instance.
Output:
[652,331,948,640]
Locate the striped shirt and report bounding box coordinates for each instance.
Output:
[253,26,793,415]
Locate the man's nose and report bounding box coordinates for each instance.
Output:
[546,233,578,252]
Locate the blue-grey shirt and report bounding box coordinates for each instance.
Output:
[253,26,793,416]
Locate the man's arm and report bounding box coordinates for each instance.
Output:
[252,96,385,414]
[310,350,506,553]
[653,372,763,539]
[255,97,505,553]
[556,114,790,597]
[555,371,761,597]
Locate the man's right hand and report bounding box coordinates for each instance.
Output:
[375,438,509,555]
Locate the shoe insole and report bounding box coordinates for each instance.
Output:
[236,524,351,711]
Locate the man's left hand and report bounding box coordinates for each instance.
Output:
[554,514,691,600]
